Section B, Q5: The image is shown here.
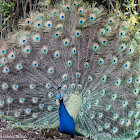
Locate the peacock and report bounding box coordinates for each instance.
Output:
[0,0,140,139]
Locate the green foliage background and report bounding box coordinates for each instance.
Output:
[0,0,139,36]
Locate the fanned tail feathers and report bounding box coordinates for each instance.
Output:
[0,0,140,139]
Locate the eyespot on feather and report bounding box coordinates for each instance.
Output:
[99,28,105,36]
[54,31,61,38]
[0,43,7,56]
[44,0,51,5]
[25,18,32,26]
[19,36,27,45]
[34,21,42,28]
[75,30,81,37]
[38,13,45,20]
[60,13,65,20]
[78,7,83,14]
[90,13,96,21]
[73,1,78,6]
[41,46,48,54]
[63,38,70,47]
[22,45,31,54]
[79,17,85,25]
[108,17,114,24]
[56,23,63,31]
[52,9,58,16]
[33,34,40,42]
[44,21,52,28]
[66,4,70,10]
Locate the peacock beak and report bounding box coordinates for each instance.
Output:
[59,96,63,101]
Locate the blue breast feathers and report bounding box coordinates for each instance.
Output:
[58,98,76,136]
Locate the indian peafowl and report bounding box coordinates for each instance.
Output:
[56,93,76,138]
[0,0,140,139]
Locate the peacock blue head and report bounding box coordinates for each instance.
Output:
[56,94,63,104]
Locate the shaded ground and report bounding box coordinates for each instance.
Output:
[0,118,84,140]
[1,118,140,140]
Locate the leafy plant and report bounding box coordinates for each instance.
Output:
[122,0,140,25]
[0,0,16,31]
[0,1,15,17]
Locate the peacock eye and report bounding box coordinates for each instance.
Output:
[63,38,69,46]
[7,98,13,104]
[2,82,8,90]
[112,56,118,64]
[48,24,51,27]
[133,88,139,96]
[78,7,83,14]
[41,46,48,54]
[32,61,38,67]
[90,13,96,21]
[123,61,130,70]
[2,49,6,54]
[27,49,30,52]
[52,9,58,16]
[60,13,65,20]
[106,28,109,32]
[54,31,61,38]
[16,64,23,70]
[54,51,60,58]
[19,37,27,45]
[73,1,77,6]
[79,17,85,25]
[45,21,52,28]
[25,18,31,25]
[66,4,70,10]
[128,46,134,55]
[76,72,81,78]
[103,41,106,44]
[120,32,123,36]
[67,60,72,67]
[3,66,9,74]
[99,29,105,36]
[13,84,18,91]
[108,17,114,24]
[27,21,30,24]
[135,32,139,37]
[40,16,44,20]
[36,37,39,41]
[48,67,54,74]
[56,23,63,31]
[79,10,82,13]
[84,62,89,68]
[98,58,104,65]
[62,74,68,80]
[75,30,81,37]
[0,112,4,116]
[26,34,30,37]
[33,34,40,42]
[72,48,76,54]
[119,30,125,37]
[119,44,126,52]
[53,12,57,15]
[38,23,41,27]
